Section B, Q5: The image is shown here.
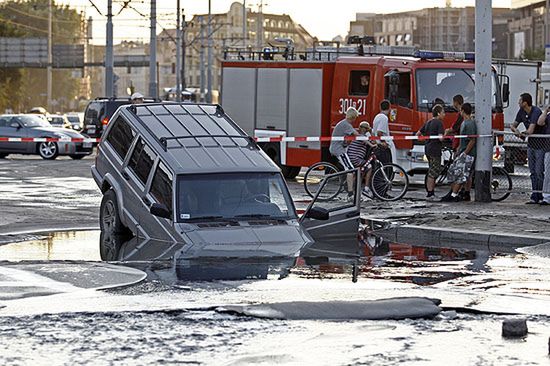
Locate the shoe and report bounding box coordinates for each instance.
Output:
[347,192,355,202]
[440,194,460,202]
[439,191,452,201]
[540,201,549,206]
[426,194,438,202]
[362,187,372,197]
[526,200,539,204]
[462,191,471,202]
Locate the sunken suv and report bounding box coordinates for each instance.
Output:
[91,103,361,264]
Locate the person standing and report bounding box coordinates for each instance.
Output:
[417,104,445,200]
[329,107,359,197]
[536,106,550,205]
[445,94,464,152]
[347,121,376,196]
[512,93,544,204]
[372,100,395,165]
[441,103,476,202]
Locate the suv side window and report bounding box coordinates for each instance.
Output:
[150,162,173,212]
[128,137,156,186]
[105,116,135,160]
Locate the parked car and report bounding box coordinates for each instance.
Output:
[0,114,93,160]
[91,103,361,263]
[83,97,158,138]
[66,113,83,131]
[47,114,72,129]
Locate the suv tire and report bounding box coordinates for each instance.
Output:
[38,142,59,160]
[99,189,126,261]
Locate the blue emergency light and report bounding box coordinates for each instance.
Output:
[414,50,475,61]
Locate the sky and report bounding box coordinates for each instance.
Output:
[59,0,513,44]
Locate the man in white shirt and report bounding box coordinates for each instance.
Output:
[372,100,396,164]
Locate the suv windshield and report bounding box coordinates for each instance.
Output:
[416,68,499,110]
[18,115,51,127]
[177,172,296,222]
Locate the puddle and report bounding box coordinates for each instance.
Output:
[0,231,101,261]
[0,227,491,285]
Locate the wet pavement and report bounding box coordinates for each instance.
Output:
[1,156,550,364]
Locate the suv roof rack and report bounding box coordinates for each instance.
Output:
[128,102,257,152]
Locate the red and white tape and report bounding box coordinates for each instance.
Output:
[0,135,491,143]
[0,137,101,143]
[253,134,491,143]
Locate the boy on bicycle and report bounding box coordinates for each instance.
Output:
[330,107,359,198]
[347,121,377,196]
[417,104,445,200]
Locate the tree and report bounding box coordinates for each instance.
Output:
[520,47,545,61]
[0,0,84,113]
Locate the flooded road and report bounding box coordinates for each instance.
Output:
[1,230,550,364]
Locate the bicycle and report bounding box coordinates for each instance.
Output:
[303,152,409,201]
[425,146,512,202]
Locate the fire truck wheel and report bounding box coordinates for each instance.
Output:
[282,165,301,179]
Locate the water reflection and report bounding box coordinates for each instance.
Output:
[0,227,488,284]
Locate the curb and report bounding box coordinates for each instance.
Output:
[372,224,550,252]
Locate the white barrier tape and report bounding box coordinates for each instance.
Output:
[0,135,495,143]
[0,137,101,143]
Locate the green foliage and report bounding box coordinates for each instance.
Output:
[0,0,84,113]
[520,47,545,61]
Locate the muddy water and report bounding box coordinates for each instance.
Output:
[1,230,550,365]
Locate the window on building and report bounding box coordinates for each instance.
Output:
[349,70,370,96]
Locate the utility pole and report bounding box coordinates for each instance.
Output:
[474,0,492,202]
[105,0,114,97]
[176,0,182,102]
[182,12,187,90]
[243,0,247,48]
[256,0,264,48]
[207,0,213,103]
[149,0,158,99]
[200,17,205,102]
[47,0,52,110]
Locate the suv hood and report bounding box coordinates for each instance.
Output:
[179,224,312,259]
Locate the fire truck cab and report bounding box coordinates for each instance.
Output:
[221,49,506,178]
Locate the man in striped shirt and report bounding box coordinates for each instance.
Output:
[347,121,376,196]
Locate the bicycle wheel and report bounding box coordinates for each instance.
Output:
[303,162,343,200]
[491,167,512,202]
[371,163,409,201]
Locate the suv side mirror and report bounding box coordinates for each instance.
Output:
[150,203,171,219]
[305,206,329,220]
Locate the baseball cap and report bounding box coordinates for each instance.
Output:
[131,92,144,100]
[359,121,370,129]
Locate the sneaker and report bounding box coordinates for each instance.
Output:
[362,187,372,197]
[426,194,438,202]
[440,194,460,202]
[439,191,452,201]
[462,191,471,202]
[347,192,355,202]
[526,200,539,205]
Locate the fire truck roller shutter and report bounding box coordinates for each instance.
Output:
[288,69,323,153]
[256,68,288,131]
[220,67,256,135]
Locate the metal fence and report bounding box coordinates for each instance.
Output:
[495,131,550,199]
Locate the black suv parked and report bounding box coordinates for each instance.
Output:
[83,97,157,138]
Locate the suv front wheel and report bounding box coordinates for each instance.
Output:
[99,189,127,260]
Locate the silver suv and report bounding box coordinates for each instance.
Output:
[91,103,361,264]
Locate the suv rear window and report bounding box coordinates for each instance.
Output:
[105,116,135,160]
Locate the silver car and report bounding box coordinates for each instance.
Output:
[91,103,361,264]
[0,114,93,160]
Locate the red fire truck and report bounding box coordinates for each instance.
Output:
[220,47,507,178]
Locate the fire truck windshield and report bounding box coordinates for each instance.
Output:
[416,68,499,110]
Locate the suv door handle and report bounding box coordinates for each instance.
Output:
[121,171,130,180]
[142,196,151,206]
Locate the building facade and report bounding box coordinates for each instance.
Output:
[508,1,547,58]
[348,7,512,58]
